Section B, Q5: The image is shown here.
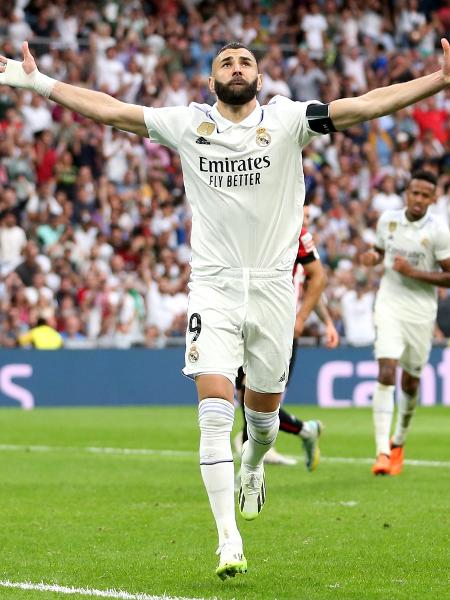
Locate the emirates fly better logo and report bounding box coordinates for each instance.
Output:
[199,155,271,188]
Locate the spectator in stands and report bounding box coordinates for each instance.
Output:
[15,240,41,286]
[0,209,27,275]
[17,316,63,349]
[341,274,376,346]
[371,175,404,214]
[61,314,91,348]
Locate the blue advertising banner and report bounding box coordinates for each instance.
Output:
[0,346,449,409]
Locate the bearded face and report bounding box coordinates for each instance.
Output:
[213,76,259,106]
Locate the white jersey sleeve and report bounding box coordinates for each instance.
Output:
[433,223,450,261]
[143,106,191,150]
[268,95,322,148]
[375,211,391,250]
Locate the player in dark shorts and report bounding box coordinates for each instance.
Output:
[236,206,339,470]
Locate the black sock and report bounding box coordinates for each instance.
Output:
[279,407,303,435]
[239,386,248,444]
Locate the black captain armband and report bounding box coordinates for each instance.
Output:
[306,103,337,135]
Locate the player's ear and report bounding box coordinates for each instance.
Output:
[208,76,215,94]
[256,73,263,92]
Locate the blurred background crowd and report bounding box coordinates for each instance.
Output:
[1,0,450,349]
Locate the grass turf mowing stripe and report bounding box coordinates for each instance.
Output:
[0,444,197,458]
[0,580,208,600]
[0,443,449,468]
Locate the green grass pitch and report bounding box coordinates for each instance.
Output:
[0,405,449,600]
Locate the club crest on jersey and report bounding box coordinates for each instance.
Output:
[421,238,429,248]
[256,127,271,146]
[188,344,199,363]
[388,222,397,232]
[197,122,215,136]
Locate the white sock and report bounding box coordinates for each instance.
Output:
[393,389,418,446]
[198,398,241,549]
[244,404,279,468]
[372,383,395,455]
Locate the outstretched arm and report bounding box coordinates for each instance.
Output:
[330,38,450,130]
[0,42,148,137]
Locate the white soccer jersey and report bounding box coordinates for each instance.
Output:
[143,96,320,273]
[375,209,450,323]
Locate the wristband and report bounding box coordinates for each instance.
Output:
[33,71,57,98]
[0,58,56,98]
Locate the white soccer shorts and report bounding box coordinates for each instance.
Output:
[183,268,296,393]
[374,313,434,378]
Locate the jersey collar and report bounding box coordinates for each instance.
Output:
[401,209,431,228]
[208,101,264,132]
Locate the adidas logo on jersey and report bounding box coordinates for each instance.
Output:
[278,372,286,383]
[196,136,210,145]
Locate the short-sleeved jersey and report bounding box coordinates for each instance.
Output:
[143,96,321,273]
[375,209,450,323]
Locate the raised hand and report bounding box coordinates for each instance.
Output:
[440,38,450,86]
[0,41,54,97]
[0,41,37,86]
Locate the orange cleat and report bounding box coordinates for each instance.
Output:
[372,453,391,475]
[390,441,404,476]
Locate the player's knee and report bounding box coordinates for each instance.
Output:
[378,366,396,386]
[198,398,234,436]
[198,399,234,464]
[244,405,279,443]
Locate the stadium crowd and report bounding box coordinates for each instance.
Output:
[1,0,450,349]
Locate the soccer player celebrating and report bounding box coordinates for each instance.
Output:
[361,171,450,476]
[2,38,450,579]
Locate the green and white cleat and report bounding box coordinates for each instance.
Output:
[215,542,247,580]
[301,420,323,472]
[238,441,266,521]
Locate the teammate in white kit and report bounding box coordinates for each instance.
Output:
[2,38,450,579]
[361,171,450,476]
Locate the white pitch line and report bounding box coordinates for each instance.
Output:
[0,580,208,600]
[0,444,449,468]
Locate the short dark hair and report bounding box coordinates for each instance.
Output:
[215,42,256,61]
[410,170,437,187]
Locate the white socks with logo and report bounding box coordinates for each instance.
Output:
[243,405,280,468]
[198,398,241,549]
[372,383,395,455]
[393,389,418,446]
